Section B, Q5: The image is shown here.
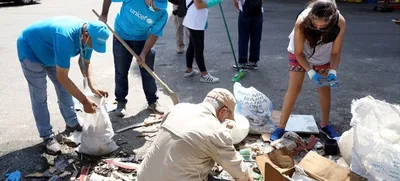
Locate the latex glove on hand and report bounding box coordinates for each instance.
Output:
[307,69,326,87]
[207,0,223,8]
[5,171,21,181]
[327,69,339,88]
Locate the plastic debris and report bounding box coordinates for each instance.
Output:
[54,155,69,172]
[5,171,21,181]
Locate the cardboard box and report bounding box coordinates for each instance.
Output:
[256,148,367,181]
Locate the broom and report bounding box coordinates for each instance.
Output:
[218,3,246,82]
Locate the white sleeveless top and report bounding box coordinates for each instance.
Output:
[287,8,333,66]
[183,0,209,30]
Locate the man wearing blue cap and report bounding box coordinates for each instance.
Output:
[99,0,168,117]
[17,16,110,155]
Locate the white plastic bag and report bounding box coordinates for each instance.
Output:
[233,82,276,134]
[77,94,118,156]
[349,96,400,181]
[338,128,354,166]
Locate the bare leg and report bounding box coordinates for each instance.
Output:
[278,71,305,128]
[318,86,331,127]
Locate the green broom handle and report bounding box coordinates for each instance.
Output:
[219,3,239,68]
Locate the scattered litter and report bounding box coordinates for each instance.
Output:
[79,165,90,181]
[313,141,323,149]
[54,155,69,172]
[256,147,366,181]
[103,155,143,163]
[112,171,130,181]
[5,170,21,181]
[239,148,252,161]
[70,170,79,181]
[89,173,113,181]
[104,160,139,170]
[48,175,58,181]
[94,162,117,177]
[25,172,50,179]
[271,132,297,150]
[285,115,319,134]
[286,165,317,181]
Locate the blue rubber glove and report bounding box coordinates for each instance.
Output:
[307,69,326,87]
[327,69,338,88]
[5,171,21,181]
[206,0,222,8]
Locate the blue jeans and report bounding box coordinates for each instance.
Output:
[113,36,158,105]
[238,11,263,64]
[20,58,79,140]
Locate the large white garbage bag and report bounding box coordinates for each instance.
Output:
[77,94,119,156]
[233,82,276,134]
[349,96,400,181]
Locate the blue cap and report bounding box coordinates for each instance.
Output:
[87,20,110,53]
[154,0,168,10]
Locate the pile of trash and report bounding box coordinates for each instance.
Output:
[4,80,399,181]
[214,84,399,181]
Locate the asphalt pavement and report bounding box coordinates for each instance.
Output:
[0,0,399,177]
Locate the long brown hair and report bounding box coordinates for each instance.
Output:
[299,0,338,52]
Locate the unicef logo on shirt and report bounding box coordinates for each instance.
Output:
[146,18,153,24]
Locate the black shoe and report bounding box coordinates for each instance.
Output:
[43,137,61,155]
[247,62,258,70]
[232,63,249,70]
[65,124,82,133]
[148,101,165,114]
[115,102,126,117]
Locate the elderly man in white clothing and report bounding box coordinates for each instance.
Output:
[137,88,253,181]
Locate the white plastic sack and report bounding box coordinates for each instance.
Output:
[349,96,400,181]
[229,112,250,144]
[338,128,354,166]
[233,82,276,134]
[77,94,118,156]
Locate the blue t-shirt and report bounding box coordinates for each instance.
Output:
[17,16,93,68]
[113,0,168,41]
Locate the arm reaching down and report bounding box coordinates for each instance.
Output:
[56,66,97,113]
[54,34,97,113]
[209,130,251,181]
[327,14,346,87]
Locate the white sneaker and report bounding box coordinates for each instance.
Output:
[200,73,219,83]
[184,69,200,77]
